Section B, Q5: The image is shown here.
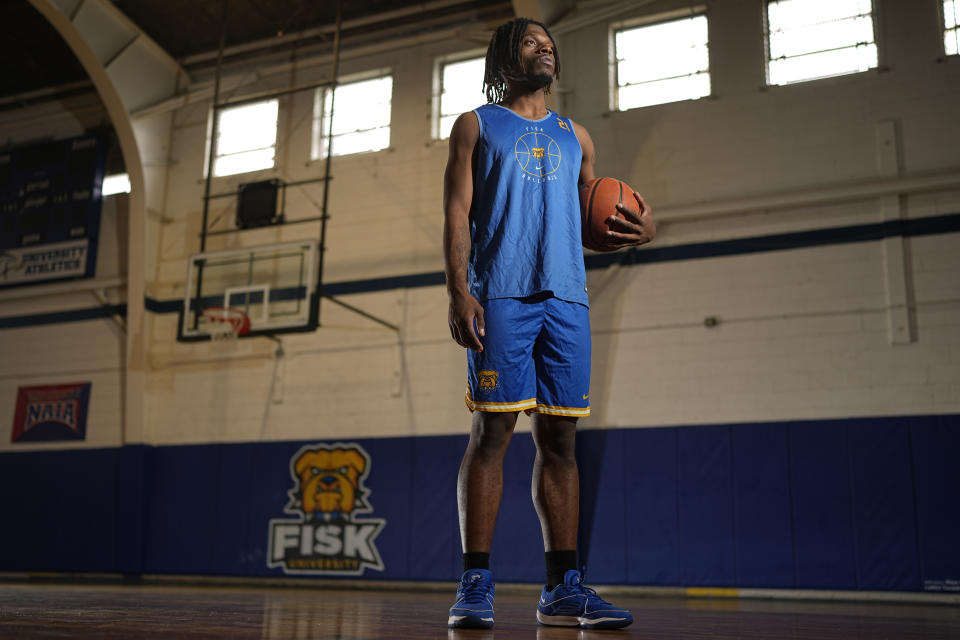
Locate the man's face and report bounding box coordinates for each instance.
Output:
[518,24,556,89]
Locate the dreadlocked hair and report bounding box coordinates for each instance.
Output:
[483,17,560,104]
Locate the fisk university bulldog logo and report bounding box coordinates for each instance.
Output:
[267,443,386,575]
[477,370,499,392]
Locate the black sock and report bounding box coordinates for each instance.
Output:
[545,550,577,590]
[463,551,490,572]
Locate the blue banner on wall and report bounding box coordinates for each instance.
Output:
[0,132,107,289]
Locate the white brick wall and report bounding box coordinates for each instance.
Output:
[1,0,958,447]
[587,231,960,428]
[0,314,125,451]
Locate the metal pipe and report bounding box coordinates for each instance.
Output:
[325,295,400,332]
[200,0,229,253]
[194,0,229,331]
[203,176,330,201]
[213,79,331,110]
[0,276,126,303]
[203,215,327,237]
[316,0,343,326]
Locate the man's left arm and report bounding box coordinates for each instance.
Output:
[572,121,656,248]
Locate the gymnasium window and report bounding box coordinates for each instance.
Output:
[212,98,279,177]
[433,53,485,139]
[610,10,711,111]
[101,173,130,196]
[945,0,960,56]
[765,0,878,86]
[312,73,393,159]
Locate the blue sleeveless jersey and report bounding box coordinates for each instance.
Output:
[468,104,588,306]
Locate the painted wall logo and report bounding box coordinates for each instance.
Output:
[267,443,386,575]
[11,383,91,443]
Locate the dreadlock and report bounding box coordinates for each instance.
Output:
[483,17,561,104]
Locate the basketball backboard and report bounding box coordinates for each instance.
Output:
[178,240,318,341]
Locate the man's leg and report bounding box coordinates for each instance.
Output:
[531,412,579,555]
[448,410,517,630]
[532,411,633,630]
[458,410,519,555]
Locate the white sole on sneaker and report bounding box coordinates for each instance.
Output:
[448,615,493,628]
[536,611,579,626]
[579,616,632,628]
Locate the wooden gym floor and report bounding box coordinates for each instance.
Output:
[1,582,958,639]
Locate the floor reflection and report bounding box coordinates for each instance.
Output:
[447,628,496,640]
[0,582,956,640]
[261,588,387,640]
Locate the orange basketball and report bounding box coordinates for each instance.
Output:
[579,177,638,252]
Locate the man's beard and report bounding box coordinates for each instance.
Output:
[531,71,554,90]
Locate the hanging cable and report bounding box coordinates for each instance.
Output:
[315,0,342,326]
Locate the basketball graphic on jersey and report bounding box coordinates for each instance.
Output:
[515,131,561,177]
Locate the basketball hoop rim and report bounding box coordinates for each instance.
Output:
[201,306,251,337]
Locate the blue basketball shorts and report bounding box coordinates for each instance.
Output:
[465,294,591,417]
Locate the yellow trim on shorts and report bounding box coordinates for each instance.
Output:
[464,387,590,416]
[465,387,537,413]
[529,403,591,417]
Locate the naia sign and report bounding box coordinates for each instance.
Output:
[11,382,91,443]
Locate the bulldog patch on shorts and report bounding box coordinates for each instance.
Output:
[465,294,590,418]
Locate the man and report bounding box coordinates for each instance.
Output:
[442,17,655,630]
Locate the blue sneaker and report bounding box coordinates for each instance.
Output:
[537,569,633,629]
[448,569,495,629]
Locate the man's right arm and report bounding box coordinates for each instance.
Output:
[443,112,485,352]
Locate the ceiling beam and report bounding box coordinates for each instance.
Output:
[511,0,542,20]
[510,0,576,23]
[181,0,506,68]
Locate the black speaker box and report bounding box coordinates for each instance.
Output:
[236,179,282,229]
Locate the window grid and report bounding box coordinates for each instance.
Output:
[213,99,279,177]
[435,56,485,140]
[611,13,711,111]
[766,0,878,86]
[945,0,959,56]
[312,75,393,160]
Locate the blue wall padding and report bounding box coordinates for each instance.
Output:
[577,429,628,584]
[731,423,795,588]
[0,448,118,572]
[492,434,545,582]
[678,426,737,586]
[847,418,920,590]
[142,444,220,574]
[624,427,680,585]
[0,415,957,591]
[115,444,152,573]
[407,435,461,580]
[910,415,960,589]
[366,436,413,579]
[788,420,858,588]
[211,443,264,576]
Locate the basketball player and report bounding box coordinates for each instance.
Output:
[442,17,655,630]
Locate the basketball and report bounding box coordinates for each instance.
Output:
[579,177,639,252]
